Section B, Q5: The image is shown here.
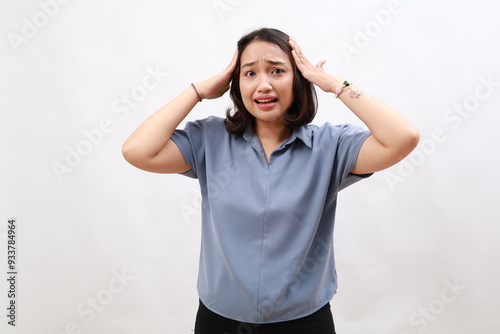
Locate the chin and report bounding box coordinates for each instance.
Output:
[250,108,285,122]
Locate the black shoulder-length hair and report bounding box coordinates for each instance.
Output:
[224,28,318,134]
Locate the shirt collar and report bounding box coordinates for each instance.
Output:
[242,124,313,149]
[288,125,313,149]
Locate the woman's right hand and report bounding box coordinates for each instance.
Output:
[193,50,238,100]
[122,50,239,173]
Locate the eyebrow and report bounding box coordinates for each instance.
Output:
[241,60,287,68]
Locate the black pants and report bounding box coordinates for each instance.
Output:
[194,300,336,334]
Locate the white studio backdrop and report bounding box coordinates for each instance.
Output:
[1,0,499,333]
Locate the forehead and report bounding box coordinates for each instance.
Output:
[240,40,291,66]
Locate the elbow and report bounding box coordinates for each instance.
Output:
[121,141,160,171]
[121,143,133,164]
[407,126,420,151]
[121,141,140,166]
[400,125,420,158]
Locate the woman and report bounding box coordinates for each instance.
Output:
[122,28,419,334]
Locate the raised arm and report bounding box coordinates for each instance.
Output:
[289,38,419,175]
[122,51,238,173]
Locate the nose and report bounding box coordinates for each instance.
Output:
[257,74,272,92]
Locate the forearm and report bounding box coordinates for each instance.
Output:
[288,37,419,173]
[329,77,419,149]
[122,85,199,160]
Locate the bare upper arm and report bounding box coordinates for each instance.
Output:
[122,139,192,174]
[350,135,410,175]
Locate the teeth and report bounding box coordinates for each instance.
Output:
[257,99,276,103]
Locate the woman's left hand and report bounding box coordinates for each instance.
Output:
[289,37,336,93]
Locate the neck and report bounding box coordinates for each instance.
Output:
[254,119,292,144]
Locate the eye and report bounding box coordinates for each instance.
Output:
[244,71,256,77]
[272,68,285,74]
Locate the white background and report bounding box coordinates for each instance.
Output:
[1,0,499,333]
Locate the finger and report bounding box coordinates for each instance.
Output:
[289,37,300,55]
[290,44,307,67]
[227,49,239,71]
[231,49,238,64]
[290,37,315,69]
[291,49,301,64]
[289,36,299,46]
[289,37,303,56]
[316,60,326,68]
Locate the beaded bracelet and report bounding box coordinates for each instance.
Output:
[335,81,351,98]
[191,83,203,102]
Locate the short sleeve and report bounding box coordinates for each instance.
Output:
[170,120,205,179]
[333,123,372,190]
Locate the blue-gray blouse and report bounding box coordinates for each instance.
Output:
[171,116,371,323]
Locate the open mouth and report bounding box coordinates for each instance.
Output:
[255,98,278,104]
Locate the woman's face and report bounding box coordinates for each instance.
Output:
[239,40,294,126]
